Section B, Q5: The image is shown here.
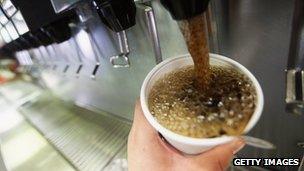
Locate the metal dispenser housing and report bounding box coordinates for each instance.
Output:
[0,0,303,170]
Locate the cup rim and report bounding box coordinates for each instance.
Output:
[140,53,264,146]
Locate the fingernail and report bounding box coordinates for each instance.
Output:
[232,138,246,154]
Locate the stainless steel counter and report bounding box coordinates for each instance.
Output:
[0,80,130,171]
[0,81,75,171]
[19,94,131,171]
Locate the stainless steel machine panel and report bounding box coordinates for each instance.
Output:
[212,0,304,163]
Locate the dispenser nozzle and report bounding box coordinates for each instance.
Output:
[92,0,136,32]
[160,0,210,20]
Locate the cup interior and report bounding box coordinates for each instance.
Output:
[140,53,264,145]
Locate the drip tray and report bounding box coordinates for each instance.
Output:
[18,93,131,171]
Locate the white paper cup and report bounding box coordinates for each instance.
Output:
[140,53,264,154]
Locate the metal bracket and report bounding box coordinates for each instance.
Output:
[110,55,130,68]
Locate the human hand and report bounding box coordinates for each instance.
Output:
[127,100,245,171]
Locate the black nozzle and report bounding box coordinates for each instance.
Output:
[34,29,54,46]
[15,37,31,50]
[160,0,210,20]
[43,19,72,43]
[11,0,76,31]
[92,0,136,32]
[11,0,77,44]
[3,41,21,52]
[22,32,41,48]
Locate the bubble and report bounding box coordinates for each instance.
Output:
[207,115,215,121]
[217,101,224,107]
[197,115,205,120]
[148,66,256,138]
[228,110,235,116]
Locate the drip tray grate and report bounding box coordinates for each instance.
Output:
[19,94,131,171]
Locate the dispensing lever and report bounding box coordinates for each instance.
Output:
[286,0,304,115]
[137,4,163,64]
[25,33,47,66]
[52,44,70,74]
[110,31,130,68]
[68,23,84,77]
[118,31,130,55]
[93,0,136,68]
[76,4,101,79]
[86,30,101,79]
[40,28,59,69]
[70,37,84,77]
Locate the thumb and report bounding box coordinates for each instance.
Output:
[197,138,245,170]
[130,99,156,136]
